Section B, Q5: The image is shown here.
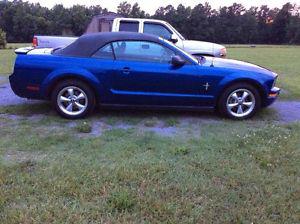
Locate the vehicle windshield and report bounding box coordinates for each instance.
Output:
[161,38,198,64]
[165,22,185,40]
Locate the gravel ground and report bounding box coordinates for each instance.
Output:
[1,79,300,123]
[0,81,42,106]
[272,101,300,123]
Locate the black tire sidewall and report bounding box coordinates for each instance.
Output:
[51,79,95,119]
[218,83,261,120]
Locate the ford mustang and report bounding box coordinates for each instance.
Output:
[10,32,280,119]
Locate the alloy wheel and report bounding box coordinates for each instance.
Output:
[226,88,256,118]
[57,86,88,116]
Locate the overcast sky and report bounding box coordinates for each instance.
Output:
[25,0,298,13]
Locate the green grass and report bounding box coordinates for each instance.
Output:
[0,49,16,75]
[0,110,299,223]
[6,43,31,49]
[75,121,92,133]
[0,43,30,75]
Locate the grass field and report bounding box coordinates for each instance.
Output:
[0,105,299,223]
[0,43,30,75]
[0,44,300,99]
[0,44,300,223]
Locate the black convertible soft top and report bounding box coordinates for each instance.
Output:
[54,32,160,57]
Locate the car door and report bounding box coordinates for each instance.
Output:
[109,40,212,107]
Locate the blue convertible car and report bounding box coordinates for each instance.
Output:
[10,32,280,119]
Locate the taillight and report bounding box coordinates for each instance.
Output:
[32,37,38,47]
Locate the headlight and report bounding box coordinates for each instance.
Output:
[220,48,227,58]
[271,72,278,88]
[272,76,277,88]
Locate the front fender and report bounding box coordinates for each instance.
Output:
[215,72,269,103]
[40,67,101,98]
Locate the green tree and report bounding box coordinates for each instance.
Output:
[239,7,258,43]
[271,3,294,44]
[0,28,7,49]
[287,12,300,44]
[117,1,132,16]
[189,3,213,41]
[69,5,91,35]
[0,0,299,44]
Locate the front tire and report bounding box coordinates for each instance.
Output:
[218,83,261,120]
[51,79,95,119]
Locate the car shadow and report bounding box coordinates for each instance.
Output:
[2,101,279,123]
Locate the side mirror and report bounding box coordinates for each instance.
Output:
[171,55,185,67]
[169,34,178,44]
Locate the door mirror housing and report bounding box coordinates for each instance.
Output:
[169,34,178,44]
[171,55,185,67]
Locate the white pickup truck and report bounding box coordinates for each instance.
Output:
[33,15,227,57]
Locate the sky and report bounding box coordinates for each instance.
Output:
[25,0,299,14]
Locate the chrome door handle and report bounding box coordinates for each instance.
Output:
[122,67,130,75]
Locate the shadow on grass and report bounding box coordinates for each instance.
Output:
[0,101,279,123]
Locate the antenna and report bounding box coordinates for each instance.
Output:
[210,43,215,67]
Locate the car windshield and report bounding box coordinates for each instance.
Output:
[165,22,185,40]
[161,38,198,64]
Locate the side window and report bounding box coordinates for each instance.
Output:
[112,41,176,63]
[119,21,139,32]
[143,23,172,40]
[92,43,114,59]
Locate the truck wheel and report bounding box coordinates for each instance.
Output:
[51,79,95,119]
[218,83,261,120]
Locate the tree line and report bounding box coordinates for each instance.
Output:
[0,0,300,44]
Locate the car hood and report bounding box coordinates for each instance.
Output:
[202,57,276,77]
[183,40,224,55]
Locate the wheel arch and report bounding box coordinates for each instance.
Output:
[216,78,267,106]
[43,73,101,103]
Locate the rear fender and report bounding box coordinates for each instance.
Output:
[41,68,101,99]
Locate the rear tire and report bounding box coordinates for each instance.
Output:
[51,79,95,119]
[218,83,261,120]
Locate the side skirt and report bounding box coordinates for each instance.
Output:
[99,104,215,112]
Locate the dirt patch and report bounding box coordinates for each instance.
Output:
[0,113,44,121]
[72,117,204,138]
[0,76,8,85]
[57,101,300,138]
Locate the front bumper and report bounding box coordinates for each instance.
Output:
[264,87,281,107]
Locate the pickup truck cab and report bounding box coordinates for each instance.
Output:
[34,15,227,58]
[110,18,226,57]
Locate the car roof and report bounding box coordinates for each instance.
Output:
[54,32,161,57]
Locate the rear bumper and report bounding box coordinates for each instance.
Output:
[9,74,25,98]
[9,73,42,100]
[263,87,281,107]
